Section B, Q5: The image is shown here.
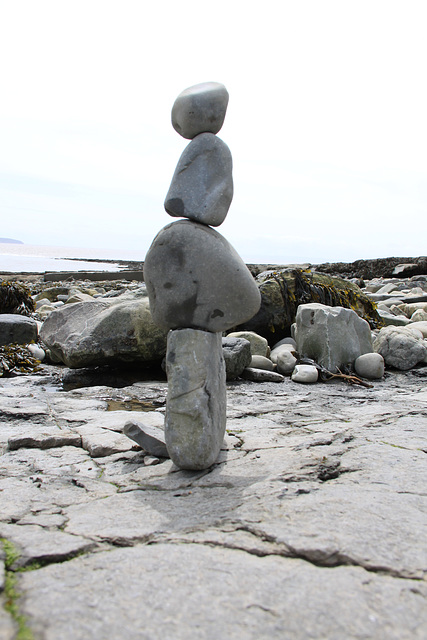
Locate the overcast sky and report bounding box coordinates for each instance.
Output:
[1,0,426,264]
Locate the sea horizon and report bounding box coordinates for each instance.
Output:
[0,242,145,273]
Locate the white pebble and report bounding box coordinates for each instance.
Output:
[291,364,318,384]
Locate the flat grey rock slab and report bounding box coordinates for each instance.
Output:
[144,220,261,332]
[165,133,233,226]
[171,81,229,139]
[0,313,38,346]
[1,368,427,639]
[19,543,427,640]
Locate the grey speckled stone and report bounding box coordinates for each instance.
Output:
[171,82,229,139]
[165,329,226,470]
[0,313,38,346]
[144,220,261,332]
[165,133,233,227]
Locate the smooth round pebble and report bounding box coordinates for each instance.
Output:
[250,355,274,371]
[291,364,318,384]
[26,343,46,361]
[271,337,297,350]
[227,331,270,357]
[270,343,296,364]
[354,353,384,379]
[171,82,229,139]
[276,350,298,375]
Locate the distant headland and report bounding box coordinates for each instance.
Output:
[0,238,24,244]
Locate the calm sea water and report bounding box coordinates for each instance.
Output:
[0,243,144,273]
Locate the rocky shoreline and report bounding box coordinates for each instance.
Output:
[1,258,427,639]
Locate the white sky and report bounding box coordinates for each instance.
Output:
[1,0,426,264]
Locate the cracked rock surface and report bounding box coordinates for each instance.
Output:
[1,365,426,639]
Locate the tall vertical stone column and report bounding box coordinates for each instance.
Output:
[144,82,261,470]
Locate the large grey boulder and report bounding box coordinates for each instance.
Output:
[144,220,261,333]
[40,294,167,368]
[0,314,38,346]
[165,328,226,470]
[171,82,229,139]
[221,337,252,380]
[295,303,373,372]
[164,133,233,227]
[373,326,427,370]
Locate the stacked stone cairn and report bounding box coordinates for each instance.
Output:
[144,82,261,470]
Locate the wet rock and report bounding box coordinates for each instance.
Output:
[144,220,260,333]
[165,133,233,226]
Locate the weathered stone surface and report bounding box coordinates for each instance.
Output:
[270,343,297,364]
[171,81,229,139]
[165,133,233,226]
[291,364,319,383]
[123,420,168,458]
[250,355,274,371]
[226,331,269,357]
[221,337,251,380]
[354,353,385,379]
[1,363,427,639]
[165,329,226,470]
[0,313,38,346]
[237,268,382,344]
[276,349,298,375]
[40,295,167,368]
[295,303,373,371]
[373,326,427,370]
[144,220,261,332]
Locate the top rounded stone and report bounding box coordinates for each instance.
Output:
[171,82,229,139]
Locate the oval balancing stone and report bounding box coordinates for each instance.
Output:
[171,81,229,140]
[164,133,233,227]
[144,220,261,333]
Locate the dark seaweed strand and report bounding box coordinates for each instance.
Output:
[0,281,35,316]
[293,269,383,329]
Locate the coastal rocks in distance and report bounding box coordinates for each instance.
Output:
[144,220,261,333]
[171,81,229,139]
[165,328,226,470]
[373,326,427,370]
[236,268,381,344]
[0,314,38,346]
[295,303,373,372]
[164,133,233,227]
[40,296,167,368]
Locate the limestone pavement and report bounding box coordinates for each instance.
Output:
[1,364,426,639]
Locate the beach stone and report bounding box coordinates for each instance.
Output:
[295,304,373,372]
[408,321,427,337]
[377,309,411,326]
[165,328,226,470]
[270,343,297,364]
[272,337,297,350]
[123,420,169,458]
[411,309,427,322]
[171,82,229,139]
[354,353,385,379]
[221,337,252,381]
[276,349,298,375]
[291,364,319,383]
[250,355,274,371]
[26,343,46,361]
[66,292,95,304]
[0,314,38,346]
[165,133,233,227]
[373,326,427,370]
[40,296,167,368]
[226,331,269,357]
[241,368,285,383]
[144,220,261,333]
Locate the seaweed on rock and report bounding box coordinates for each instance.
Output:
[0,344,42,377]
[236,268,383,344]
[0,281,35,315]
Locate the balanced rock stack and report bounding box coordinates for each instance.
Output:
[144,82,261,470]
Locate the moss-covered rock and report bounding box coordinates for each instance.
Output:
[235,268,382,344]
